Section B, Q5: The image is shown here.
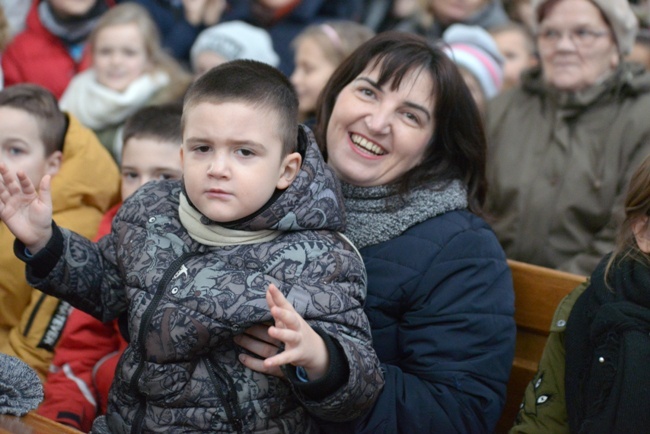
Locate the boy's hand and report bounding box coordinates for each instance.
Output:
[0,165,53,253]
[263,284,330,381]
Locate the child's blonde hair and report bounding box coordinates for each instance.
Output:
[292,20,375,67]
[606,154,650,279]
[88,3,191,103]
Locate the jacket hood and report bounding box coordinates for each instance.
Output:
[198,125,346,233]
[51,114,121,215]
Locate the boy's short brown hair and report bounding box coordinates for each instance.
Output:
[0,84,67,156]
[182,60,298,156]
[122,103,183,147]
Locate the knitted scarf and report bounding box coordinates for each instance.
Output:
[341,179,468,249]
[60,69,170,130]
[565,253,650,434]
[39,1,108,45]
[178,192,280,246]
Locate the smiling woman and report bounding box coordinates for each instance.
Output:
[485,0,650,276]
[237,31,516,434]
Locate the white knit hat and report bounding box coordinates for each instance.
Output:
[190,21,280,69]
[443,24,504,100]
[531,0,638,55]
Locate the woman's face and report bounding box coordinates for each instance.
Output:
[326,65,435,187]
[429,0,489,24]
[536,0,619,92]
[93,23,150,92]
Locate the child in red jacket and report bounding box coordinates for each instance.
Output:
[2,0,114,99]
[37,103,183,432]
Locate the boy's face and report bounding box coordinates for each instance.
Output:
[120,137,182,200]
[492,29,537,90]
[0,107,62,187]
[181,101,301,223]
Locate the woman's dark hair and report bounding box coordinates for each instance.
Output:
[315,31,487,214]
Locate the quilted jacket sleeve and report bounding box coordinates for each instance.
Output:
[19,223,128,324]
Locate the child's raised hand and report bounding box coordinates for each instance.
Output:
[263,284,330,381]
[0,165,54,253]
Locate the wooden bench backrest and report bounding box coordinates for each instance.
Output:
[494,259,587,434]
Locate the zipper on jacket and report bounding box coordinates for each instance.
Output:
[206,357,245,433]
[206,357,244,434]
[130,251,200,434]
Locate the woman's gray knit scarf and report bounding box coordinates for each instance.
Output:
[342,179,468,249]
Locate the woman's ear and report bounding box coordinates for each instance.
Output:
[276,152,302,190]
[632,216,650,253]
[45,151,63,177]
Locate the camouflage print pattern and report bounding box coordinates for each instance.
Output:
[29,127,384,433]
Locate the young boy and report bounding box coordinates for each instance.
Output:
[489,22,538,91]
[0,83,120,381]
[37,104,184,432]
[0,60,383,433]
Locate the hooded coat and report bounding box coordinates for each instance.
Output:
[486,63,650,276]
[21,127,383,433]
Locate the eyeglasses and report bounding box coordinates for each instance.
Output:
[537,27,610,48]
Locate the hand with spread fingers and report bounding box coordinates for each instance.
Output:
[0,164,53,254]
[258,284,329,381]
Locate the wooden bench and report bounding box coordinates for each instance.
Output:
[0,412,81,434]
[494,260,587,434]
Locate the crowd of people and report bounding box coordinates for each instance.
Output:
[0,0,649,433]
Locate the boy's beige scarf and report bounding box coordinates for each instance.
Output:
[178,193,280,246]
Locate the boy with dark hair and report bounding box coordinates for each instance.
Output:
[38,103,183,432]
[0,83,120,380]
[1,60,383,433]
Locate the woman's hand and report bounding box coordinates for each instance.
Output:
[0,165,53,253]
[238,284,329,381]
[236,324,285,378]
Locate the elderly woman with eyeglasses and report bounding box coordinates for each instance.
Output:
[485,0,650,277]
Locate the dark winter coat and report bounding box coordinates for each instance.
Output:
[486,63,650,276]
[324,209,516,433]
[21,128,383,433]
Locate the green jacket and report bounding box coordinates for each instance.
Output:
[509,281,589,434]
[486,63,650,275]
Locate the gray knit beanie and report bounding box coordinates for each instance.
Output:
[190,20,280,70]
[0,354,43,416]
[532,0,639,55]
